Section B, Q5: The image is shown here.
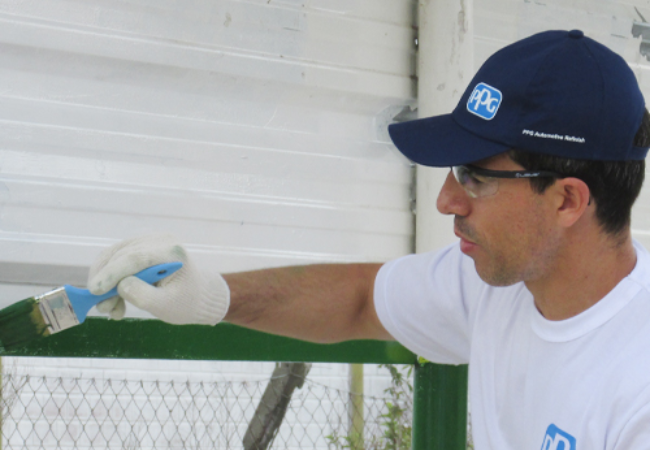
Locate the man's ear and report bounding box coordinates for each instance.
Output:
[552,177,591,228]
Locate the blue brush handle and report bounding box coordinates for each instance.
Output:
[63,262,183,324]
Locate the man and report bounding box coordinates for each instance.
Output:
[88,30,650,448]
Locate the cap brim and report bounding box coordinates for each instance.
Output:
[388,114,510,167]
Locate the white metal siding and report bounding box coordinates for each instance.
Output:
[0,1,418,431]
[0,1,417,316]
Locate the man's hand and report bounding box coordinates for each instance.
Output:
[87,234,230,325]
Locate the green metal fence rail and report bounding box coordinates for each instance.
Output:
[0,319,468,449]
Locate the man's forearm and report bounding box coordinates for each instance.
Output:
[222,263,392,343]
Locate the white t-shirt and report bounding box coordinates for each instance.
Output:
[374,241,650,449]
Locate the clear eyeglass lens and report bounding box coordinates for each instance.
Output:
[452,166,499,198]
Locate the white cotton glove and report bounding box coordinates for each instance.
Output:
[87,234,230,325]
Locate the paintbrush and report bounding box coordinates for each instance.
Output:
[0,262,182,351]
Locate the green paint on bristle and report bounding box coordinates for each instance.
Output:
[0,297,51,350]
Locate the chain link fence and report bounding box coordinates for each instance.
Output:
[0,367,413,450]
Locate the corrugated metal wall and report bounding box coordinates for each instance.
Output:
[5,0,650,336]
[0,1,417,318]
[0,3,418,446]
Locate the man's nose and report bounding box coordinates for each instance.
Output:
[437,170,471,216]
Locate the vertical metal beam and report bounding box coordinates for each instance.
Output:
[416,0,475,251]
[413,1,473,447]
[412,360,468,450]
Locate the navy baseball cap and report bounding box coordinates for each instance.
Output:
[389,29,649,166]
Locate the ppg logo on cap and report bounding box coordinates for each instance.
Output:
[467,82,502,120]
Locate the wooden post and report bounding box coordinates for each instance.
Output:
[348,363,364,449]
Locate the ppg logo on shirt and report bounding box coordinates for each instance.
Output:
[541,424,576,450]
[466,82,502,120]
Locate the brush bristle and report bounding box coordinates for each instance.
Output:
[0,298,51,350]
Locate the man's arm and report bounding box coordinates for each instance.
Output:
[223,263,393,343]
[87,234,393,343]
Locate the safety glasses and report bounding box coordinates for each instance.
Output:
[452,165,561,198]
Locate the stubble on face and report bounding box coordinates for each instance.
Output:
[455,200,560,287]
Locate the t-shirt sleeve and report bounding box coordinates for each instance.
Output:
[373,243,485,365]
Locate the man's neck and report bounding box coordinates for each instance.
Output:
[526,230,637,321]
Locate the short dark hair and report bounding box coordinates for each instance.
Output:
[509,109,650,236]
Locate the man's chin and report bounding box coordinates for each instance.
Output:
[474,261,520,287]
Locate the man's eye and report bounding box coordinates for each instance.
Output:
[464,172,486,185]
[470,173,489,184]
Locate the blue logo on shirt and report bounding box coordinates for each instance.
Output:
[466,82,502,120]
[541,424,576,450]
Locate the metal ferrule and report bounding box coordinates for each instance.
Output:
[36,287,79,334]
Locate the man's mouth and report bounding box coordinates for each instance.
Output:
[454,219,478,254]
[457,235,478,254]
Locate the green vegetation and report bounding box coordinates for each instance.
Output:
[327,364,413,450]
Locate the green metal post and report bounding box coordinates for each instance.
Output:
[412,360,468,450]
